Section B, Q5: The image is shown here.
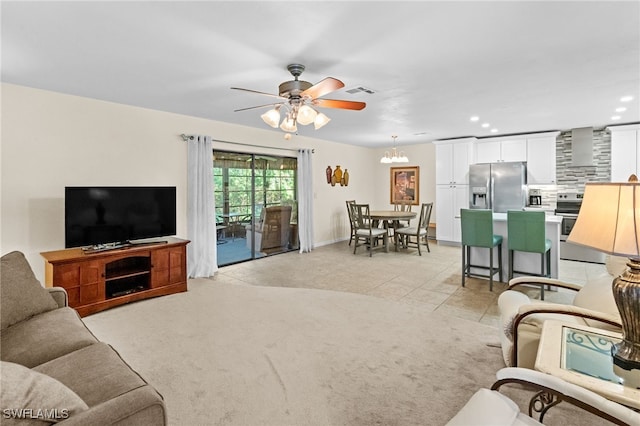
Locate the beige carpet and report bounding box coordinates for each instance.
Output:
[83,279,600,426]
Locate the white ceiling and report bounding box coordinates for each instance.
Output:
[2,1,639,147]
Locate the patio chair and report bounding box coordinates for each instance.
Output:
[259,205,292,251]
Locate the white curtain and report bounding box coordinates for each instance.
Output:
[297,149,314,253]
[187,135,218,277]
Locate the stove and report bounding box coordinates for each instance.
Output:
[555,192,605,263]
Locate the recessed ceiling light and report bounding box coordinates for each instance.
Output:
[615,107,627,113]
[490,128,498,133]
[470,116,479,122]
[620,96,634,102]
[481,123,490,128]
[611,115,621,120]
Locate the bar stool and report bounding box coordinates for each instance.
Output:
[507,210,551,280]
[461,209,503,291]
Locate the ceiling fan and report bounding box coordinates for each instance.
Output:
[231,64,366,133]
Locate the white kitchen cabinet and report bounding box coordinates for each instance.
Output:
[434,138,476,185]
[475,138,527,163]
[501,139,528,162]
[526,132,559,184]
[475,141,501,163]
[435,184,468,244]
[609,124,640,182]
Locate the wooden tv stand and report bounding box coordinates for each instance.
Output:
[40,237,189,317]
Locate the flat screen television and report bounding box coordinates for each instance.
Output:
[65,186,177,248]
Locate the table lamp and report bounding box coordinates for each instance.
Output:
[567,175,640,387]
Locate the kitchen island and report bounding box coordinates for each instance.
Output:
[466,212,562,280]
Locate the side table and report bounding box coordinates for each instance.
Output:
[535,320,640,410]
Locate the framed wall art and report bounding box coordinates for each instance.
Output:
[390,166,419,205]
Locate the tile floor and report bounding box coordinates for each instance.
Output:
[215,239,609,329]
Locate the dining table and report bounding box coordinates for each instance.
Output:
[369,210,417,233]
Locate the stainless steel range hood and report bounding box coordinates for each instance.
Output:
[571,127,594,167]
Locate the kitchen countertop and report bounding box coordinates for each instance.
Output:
[455,212,563,224]
[492,212,562,224]
[524,204,555,209]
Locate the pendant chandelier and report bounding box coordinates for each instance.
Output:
[380,135,409,163]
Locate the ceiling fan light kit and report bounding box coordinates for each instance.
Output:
[260,106,281,128]
[280,115,297,132]
[233,63,365,135]
[314,112,331,130]
[380,136,409,163]
[296,104,317,125]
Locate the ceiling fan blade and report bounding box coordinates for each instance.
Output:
[301,77,345,99]
[234,102,284,112]
[231,87,285,100]
[314,98,366,111]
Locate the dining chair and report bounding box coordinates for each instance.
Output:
[351,203,388,256]
[346,200,356,246]
[507,210,551,280]
[460,209,503,291]
[392,200,413,228]
[394,202,433,255]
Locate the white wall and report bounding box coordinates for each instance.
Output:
[1,83,436,280]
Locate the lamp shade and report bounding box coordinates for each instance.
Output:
[280,115,297,132]
[261,107,281,128]
[314,112,331,130]
[296,105,317,126]
[396,151,409,163]
[567,182,640,256]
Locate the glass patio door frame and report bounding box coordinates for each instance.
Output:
[214,150,298,266]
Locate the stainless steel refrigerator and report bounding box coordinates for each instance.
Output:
[469,162,527,213]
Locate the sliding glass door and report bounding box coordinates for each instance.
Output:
[214,150,298,266]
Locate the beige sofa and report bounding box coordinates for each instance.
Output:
[0,251,166,425]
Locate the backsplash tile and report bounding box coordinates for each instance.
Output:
[530,127,610,208]
[555,127,611,192]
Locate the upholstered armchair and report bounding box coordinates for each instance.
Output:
[498,255,626,368]
[446,367,640,425]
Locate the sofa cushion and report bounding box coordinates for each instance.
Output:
[34,342,148,407]
[0,307,98,368]
[0,361,89,425]
[1,251,58,330]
